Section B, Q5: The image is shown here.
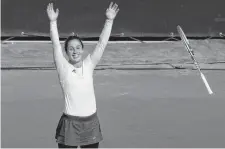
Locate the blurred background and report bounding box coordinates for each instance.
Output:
[1,0,225,38]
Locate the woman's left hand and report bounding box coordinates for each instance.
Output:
[106,2,119,20]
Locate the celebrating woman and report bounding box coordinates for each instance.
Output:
[46,2,119,148]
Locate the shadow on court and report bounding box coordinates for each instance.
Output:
[1,70,225,148]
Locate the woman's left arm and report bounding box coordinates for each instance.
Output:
[90,2,119,68]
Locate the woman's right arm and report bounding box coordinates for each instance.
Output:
[47,3,68,73]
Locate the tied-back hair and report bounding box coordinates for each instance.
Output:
[64,34,84,53]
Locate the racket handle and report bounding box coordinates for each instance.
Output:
[200,72,213,95]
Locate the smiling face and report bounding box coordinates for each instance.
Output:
[66,39,84,64]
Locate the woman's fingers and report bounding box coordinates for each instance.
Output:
[56,8,59,15]
[112,3,118,10]
[115,8,119,14]
[51,3,54,11]
[109,2,113,9]
[47,3,59,14]
[47,3,50,11]
[108,2,119,12]
[47,3,52,12]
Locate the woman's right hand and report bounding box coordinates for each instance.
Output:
[47,3,59,22]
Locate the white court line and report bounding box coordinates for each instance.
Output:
[2,40,171,44]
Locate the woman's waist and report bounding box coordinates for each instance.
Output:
[63,97,97,116]
[64,90,95,99]
[64,105,97,117]
[62,110,98,120]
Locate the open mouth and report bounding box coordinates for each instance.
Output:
[72,54,80,59]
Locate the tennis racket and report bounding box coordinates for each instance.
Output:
[177,25,213,95]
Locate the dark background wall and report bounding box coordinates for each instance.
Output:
[1,0,225,37]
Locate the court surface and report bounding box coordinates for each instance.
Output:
[2,69,225,148]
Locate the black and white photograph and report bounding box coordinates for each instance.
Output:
[1,0,225,148]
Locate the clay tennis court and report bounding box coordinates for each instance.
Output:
[2,41,225,148]
[2,0,225,147]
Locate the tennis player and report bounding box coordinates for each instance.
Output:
[47,2,119,148]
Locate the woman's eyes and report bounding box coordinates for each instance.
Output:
[69,47,82,52]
